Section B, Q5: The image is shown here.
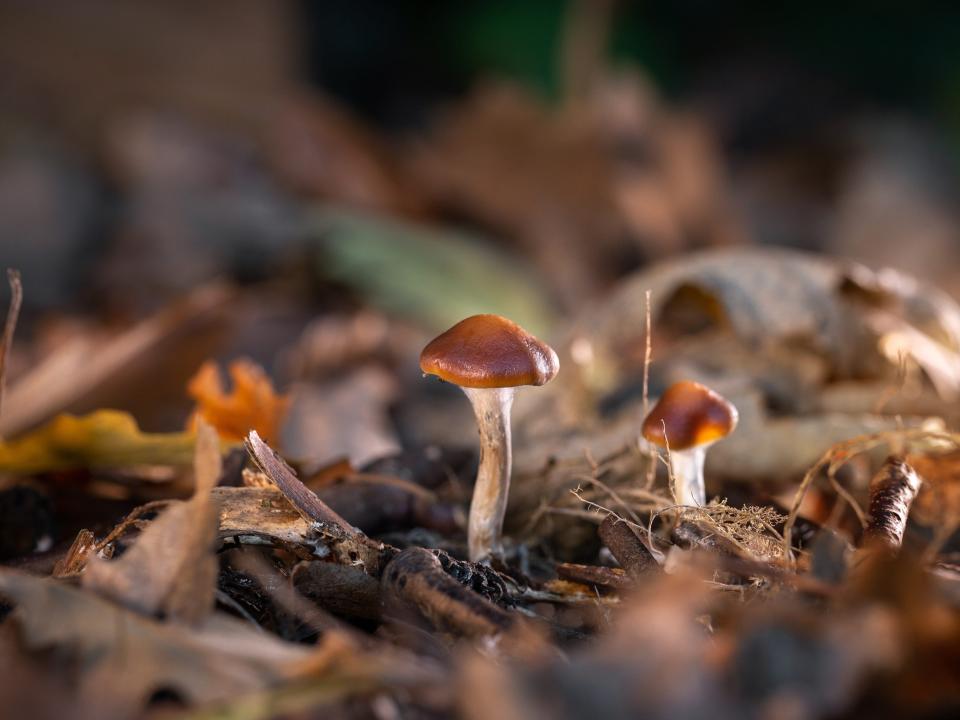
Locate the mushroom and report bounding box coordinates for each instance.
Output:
[420,314,559,562]
[641,380,737,507]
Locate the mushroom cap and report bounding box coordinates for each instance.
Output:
[420,314,559,389]
[641,380,738,450]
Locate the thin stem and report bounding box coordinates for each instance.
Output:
[670,447,706,507]
[462,386,514,562]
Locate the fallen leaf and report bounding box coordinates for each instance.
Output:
[406,83,621,305]
[188,358,290,445]
[83,422,221,623]
[282,368,400,469]
[0,624,85,720]
[0,283,231,439]
[0,409,199,474]
[0,569,313,718]
[310,208,557,336]
[904,450,960,533]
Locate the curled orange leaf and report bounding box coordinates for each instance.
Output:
[187,359,290,446]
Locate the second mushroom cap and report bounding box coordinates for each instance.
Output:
[641,380,738,450]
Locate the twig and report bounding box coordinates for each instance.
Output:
[782,429,917,563]
[642,289,655,489]
[827,465,868,529]
[0,269,23,429]
[95,500,172,552]
[575,475,645,527]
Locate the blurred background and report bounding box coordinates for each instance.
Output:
[2,0,960,462]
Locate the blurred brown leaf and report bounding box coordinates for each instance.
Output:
[83,422,221,623]
[0,569,314,718]
[0,283,231,439]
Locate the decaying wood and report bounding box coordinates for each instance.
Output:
[223,444,514,608]
[598,515,659,577]
[381,547,514,638]
[862,456,922,551]
[556,562,631,590]
[244,431,390,574]
[245,431,356,535]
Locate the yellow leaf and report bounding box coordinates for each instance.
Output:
[0,409,200,473]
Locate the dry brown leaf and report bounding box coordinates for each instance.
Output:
[0,569,313,718]
[282,368,400,469]
[267,94,423,216]
[187,358,290,445]
[0,284,230,439]
[904,451,960,532]
[408,82,621,305]
[83,422,221,623]
[509,249,960,500]
[0,624,86,720]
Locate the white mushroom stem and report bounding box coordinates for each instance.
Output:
[461,386,514,562]
[669,445,708,507]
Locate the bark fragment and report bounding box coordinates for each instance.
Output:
[598,515,659,577]
[862,456,922,552]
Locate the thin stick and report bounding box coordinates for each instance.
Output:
[576,474,645,526]
[0,269,23,429]
[641,289,652,419]
[642,290,656,489]
[827,471,868,529]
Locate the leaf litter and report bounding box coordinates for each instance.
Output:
[2,37,960,719]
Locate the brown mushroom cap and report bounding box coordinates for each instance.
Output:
[641,380,737,450]
[420,314,559,389]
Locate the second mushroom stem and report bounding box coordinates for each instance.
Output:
[670,446,706,507]
[462,386,514,562]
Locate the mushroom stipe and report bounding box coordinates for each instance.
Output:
[420,315,559,562]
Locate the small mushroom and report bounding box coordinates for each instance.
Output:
[420,314,559,562]
[641,380,737,507]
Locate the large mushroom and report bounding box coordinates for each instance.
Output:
[420,314,559,562]
[641,380,738,507]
